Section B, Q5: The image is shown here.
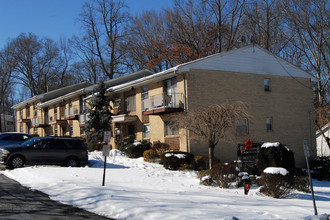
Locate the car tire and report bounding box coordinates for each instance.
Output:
[8,156,25,169]
[65,158,79,167]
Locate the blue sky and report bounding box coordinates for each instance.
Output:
[0,0,173,48]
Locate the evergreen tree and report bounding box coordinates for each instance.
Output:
[85,80,112,150]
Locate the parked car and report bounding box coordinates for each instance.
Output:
[0,132,33,146]
[0,137,88,169]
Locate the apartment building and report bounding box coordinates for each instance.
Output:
[12,45,317,167]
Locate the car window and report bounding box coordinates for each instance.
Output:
[34,140,51,149]
[23,138,41,147]
[22,135,30,140]
[2,135,16,141]
[68,140,85,149]
[50,140,68,149]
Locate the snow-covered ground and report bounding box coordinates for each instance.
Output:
[1,150,329,220]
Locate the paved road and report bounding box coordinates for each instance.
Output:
[0,174,112,220]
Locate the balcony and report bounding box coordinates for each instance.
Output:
[64,106,79,120]
[142,93,184,115]
[79,113,90,126]
[31,117,50,128]
[49,114,67,125]
[17,115,31,123]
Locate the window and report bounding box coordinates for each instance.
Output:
[264,79,270,92]
[20,125,24,133]
[54,104,57,114]
[69,100,73,108]
[114,97,120,107]
[55,127,58,136]
[34,127,38,133]
[235,118,249,135]
[165,121,179,136]
[143,124,150,139]
[141,86,150,111]
[70,126,73,136]
[20,108,23,117]
[266,118,273,131]
[125,95,136,112]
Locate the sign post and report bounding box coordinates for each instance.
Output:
[102,131,111,186]
[303,140,318,216]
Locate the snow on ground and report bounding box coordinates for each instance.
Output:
[1,149,329,220]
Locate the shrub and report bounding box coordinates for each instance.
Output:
[194,155,221,170]
[152,142,170,156]
[143,149,158,162]
[310,157,330,180]
[160,151,195,170]
[118,136,151,158]
[211,162,239,188]
[197,169,213,186]
[260,168,293,198]
[257,143,295,174]
[292,168,310,192]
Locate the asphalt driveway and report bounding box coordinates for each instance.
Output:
[0,173,112,220]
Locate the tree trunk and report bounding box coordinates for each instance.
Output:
[208,142,215,169]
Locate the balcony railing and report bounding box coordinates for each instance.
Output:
[79,113,90,125]
[31,116,49,127]
[64,106,79,119]
[142,93,183,110]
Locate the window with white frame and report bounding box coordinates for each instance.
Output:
[141,86,150,111]
[20,125,23,133]
[266,118,273,131]
[235,118,249,135]
[264,79,271,92]
[165,120,179,136]
[143,124,150,139]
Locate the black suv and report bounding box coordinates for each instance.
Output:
[0,137,88,169]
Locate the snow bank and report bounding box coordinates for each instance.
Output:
[263,167,289,176]
[1,149,329,220]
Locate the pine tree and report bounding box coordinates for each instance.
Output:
[85,80,112,150]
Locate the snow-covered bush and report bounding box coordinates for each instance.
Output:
[117,136,151,158]
[143,149,158,162]
[211,162,239,188]
[160,151,195,170]
[257,142,295,174]
[197,169,213,186]
[260,167,293,198]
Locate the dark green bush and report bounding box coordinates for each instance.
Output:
[211,162,239,188]
[160,151,195,170]
[118,136,151,158]
[260,169,293,198]
[257,143,295,174]
[310,157,330,180]
[143,149,158,162]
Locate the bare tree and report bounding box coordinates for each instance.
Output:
[76,0,127,80]
[0,43,16,131]
[10,33,60,96]
[282,0,329,106]
[181,102,248,169]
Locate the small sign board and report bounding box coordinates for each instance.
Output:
[102,145,110,157]
[103,131,111,143]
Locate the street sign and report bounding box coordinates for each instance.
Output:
[102,145,110,157]
[103,131,111,143]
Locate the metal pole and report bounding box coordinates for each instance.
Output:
[102,155,107,186]
[303,141,318,216]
